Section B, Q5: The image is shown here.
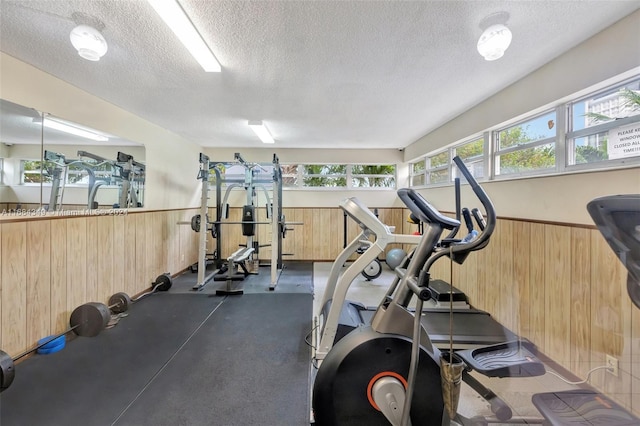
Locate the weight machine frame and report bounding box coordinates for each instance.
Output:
[193,152,286,291]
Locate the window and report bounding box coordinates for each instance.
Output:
[302,165,346,187]
[494,110,556,176]
[567,78,640,167]
[409,160,426,186]
[410,74,640,188]
[21,160,50,184]
[281,164,396,189]
[427,151,450,184]
[410,137,484,187]
[454,137,484,179]
[281,164,299,187]
[351,165,396,188]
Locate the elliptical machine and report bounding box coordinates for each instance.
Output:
[312,157,542,426]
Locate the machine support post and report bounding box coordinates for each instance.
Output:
[195,155,210,289]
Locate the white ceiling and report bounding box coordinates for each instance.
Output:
[1,1,638,150]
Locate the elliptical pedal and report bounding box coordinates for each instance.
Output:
[457,340,546,378]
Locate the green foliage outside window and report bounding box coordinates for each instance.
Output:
[497,126,555,174]
[412,161,425,174]
[429,151,449,168]
[303,165,346,187]
[429,169,449,184]
[575,144,609,164]
[456,139,483,161]
[351,164,395,187]
[22,160,51,183]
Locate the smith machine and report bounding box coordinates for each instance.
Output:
[43,150,144,211]
[187,152,300,294]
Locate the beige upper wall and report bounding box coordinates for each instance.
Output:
[404,10,640,224]
[0,52,202,209]
[405,10,640,161]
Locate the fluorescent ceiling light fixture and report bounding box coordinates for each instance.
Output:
[69,25,108,61]
[477,24,512,61]
[42,118,109,142]
[248,121,275,144]
[147,0,221,72]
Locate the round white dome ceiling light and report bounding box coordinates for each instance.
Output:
[70,25,108,61]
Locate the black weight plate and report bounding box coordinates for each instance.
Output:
[108,292,131,314]
[70,302,110,337]
[155,274,173,292]
[191,214,201,232]
[0,350,15,393]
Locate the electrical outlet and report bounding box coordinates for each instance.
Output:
[181,254,185,262]
[606,354,619,377]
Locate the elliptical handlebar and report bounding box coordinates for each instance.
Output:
[415,156,496,277]
[449,155,496,254]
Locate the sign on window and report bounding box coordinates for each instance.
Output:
[608,122,640,159]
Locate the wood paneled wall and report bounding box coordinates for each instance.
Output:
[0,209,199,357]
[207,206,415,261]
[1,206,637,415]
[429,219,639,415]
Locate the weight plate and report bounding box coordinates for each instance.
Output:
[0,350,15,393]
[108,292,131,314]
[70,302,110,337]
[155,274,173,292]
[191,214,201,232]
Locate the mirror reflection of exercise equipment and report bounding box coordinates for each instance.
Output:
[186,152,301,294]
[43,150,112,211]
[77,150,145,209]
[42,150,145,211]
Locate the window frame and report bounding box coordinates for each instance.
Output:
[281,163,397,190]
[409,73,640,189]
[565,77,640,172]
[492,109,558,179]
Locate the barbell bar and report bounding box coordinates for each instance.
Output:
[178,215,303,233]
[108,273,173,314]
[1,302,111,393]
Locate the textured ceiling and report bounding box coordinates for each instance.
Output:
[1,1,638,149]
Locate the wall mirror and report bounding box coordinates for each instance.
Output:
[0,98,145,212]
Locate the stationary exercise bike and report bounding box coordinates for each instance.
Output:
[312,157,542,425]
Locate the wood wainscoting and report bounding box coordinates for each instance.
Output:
[428,218,638,415]
[1,207,637,415]
[0,209,199,358]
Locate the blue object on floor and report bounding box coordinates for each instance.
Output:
[36,335,66,354]
[37,341,65,355]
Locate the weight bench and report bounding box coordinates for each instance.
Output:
[214,247,255,295]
